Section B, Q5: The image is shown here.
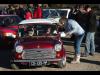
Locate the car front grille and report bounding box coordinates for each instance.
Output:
[22,48,56,59]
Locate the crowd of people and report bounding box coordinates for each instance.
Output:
[59,4,97,64]
[0,4,49,20]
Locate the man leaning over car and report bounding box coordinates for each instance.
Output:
[59,17,85,64]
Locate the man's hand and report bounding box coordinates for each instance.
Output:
[65,32,72,38]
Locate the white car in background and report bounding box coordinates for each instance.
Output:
[42,8,71,23]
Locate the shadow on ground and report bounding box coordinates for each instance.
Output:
[66,55,100,66]
[0,48,11,69]
[81,58,100,66]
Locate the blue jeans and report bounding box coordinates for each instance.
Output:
[74,34,85,55]
[85,32,95,54]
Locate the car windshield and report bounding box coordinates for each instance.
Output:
[18,24,58,37]
[0,16,21,26]
[42,9,59,18]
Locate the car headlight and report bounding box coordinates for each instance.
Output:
[4,33,16,38]
[55,44,62,51]
[16,46,23,53]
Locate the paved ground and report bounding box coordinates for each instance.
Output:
[0,44,100,71]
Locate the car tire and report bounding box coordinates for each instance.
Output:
[58,57,66,68]
[11,63,19,69]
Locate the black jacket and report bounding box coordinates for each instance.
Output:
[68,11,76,20]
[75,11,87,31]
[18,8,25,20]
[86,11,97,32]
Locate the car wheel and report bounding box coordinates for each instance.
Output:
[11,63,19,69]
[58,57,66,68]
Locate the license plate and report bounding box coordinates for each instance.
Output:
[30,61,47,66]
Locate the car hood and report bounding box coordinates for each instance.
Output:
[19,37,60,49]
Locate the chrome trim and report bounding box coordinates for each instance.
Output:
[11,59,62,63]
[23,48,54,51]
[22,48,56,59]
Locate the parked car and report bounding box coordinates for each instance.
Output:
[10,19,67,69]
[0,15,22,48]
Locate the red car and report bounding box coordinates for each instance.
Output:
[10,19,67,69]
[0,15,21,48]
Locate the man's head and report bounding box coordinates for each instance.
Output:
[38,4,42,7]
[29,4,34,7]
[59,17,67,26]
[27,26,35,36]
[43,4,49,8]
[46,27,51,34]
[28,31,34,36]
[78,5,86,13]
[84,5,92,13]
[15,5,19,9]
[19,4,24,8]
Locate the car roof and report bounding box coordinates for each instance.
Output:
[19,19,58,25]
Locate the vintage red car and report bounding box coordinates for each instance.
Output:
[0,15,21,48]
[10,19,67,69]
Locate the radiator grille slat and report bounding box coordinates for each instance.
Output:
[22,48,56,59]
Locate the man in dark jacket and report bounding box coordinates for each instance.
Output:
[68,5,79,20]
[75,5,87,32]
[83,5,97,56]
[18,5,25,20]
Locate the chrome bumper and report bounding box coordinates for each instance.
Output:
[11,58,62,63]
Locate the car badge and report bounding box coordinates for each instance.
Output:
[37,45,40,48]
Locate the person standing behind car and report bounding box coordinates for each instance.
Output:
[8,5,16,15]
[28,4,34,18]
[18,5,26,20]
[24,9,32,20]
[68,5,79,20]
[60,17,85,64]
[43,4,49,8]
[15,5,20,16]
[75,5,87,32]
[6,5,13,14]
[33,4,42,18]
[83,5,97,56]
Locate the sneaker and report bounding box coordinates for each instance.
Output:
[71,55,80,64]
[89,53,95,56]
[81,53,89,57]
[71,60,80,64]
